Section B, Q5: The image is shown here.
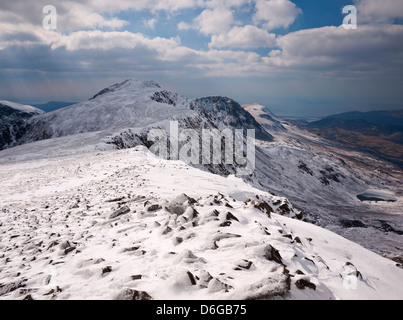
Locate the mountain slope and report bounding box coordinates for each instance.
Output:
[0,147,402,300]
[0,101,44,150]
[17,80,202,144]
[1,80,402,266]
[307,111,403,167]
[326,109,403,128]
[32,102,77,113]
[195,98,273,142]
[242,103,286,132]
[238,103,403,263]
[14,81,272,149]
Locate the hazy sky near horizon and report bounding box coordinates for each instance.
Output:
[0,0,403,116]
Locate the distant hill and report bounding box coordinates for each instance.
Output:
[326,110,403,128]
[32,101,77,113]
[307,109,403,167]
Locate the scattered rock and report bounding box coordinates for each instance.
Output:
[199,271,213,288]
[187,271,197,286]
[207,278,233,293]
[64,247,76,255]
[254,201,273,216]
[235,260,253,270]
[295,279,316,290]
[131,275,142,281]
[106,197,125,203]
[220,221,232,227]
[279,203,291,215]
[0,280,26,296]
[123,246,140,253]
[162,226,172,235]
[116,288,152,300]
[264,245,283,265]
[102,266,112,275]
[109,206,130,219]
[226,212,239,222]
[147,204,162,212]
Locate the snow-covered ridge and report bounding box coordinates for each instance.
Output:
[242,103,285,132]
[0,100,44,114]
[194,97,273,142]
[15,79,201,144]
[0,147,402,300]
[90,80,161,100]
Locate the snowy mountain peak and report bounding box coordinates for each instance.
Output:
[243,103,285,132]
[90,79,161,100]
[0,100,44,115]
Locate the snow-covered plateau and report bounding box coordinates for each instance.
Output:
[0,147,402,300]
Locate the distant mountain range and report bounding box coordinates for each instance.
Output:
[307,109,403,167]
[32,101,77,113]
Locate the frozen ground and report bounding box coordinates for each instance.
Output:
[0,147,402,300]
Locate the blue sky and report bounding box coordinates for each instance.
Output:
[0,0,403,116]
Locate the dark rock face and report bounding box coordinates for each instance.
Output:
[194,96,273,142]
[0,104,34,150]
[151,91,178,106]
[340,219,367,229]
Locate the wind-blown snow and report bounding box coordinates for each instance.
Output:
[0,147,402,300]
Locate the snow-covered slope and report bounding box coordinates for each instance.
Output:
[0,100,44,115]
[243,103,285,132]
[1,80,401,266]
[0,101,44,150]
[17,80,204,145]
[241,106,403,265]
[0,147,402,300]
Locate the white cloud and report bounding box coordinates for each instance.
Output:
[193,8,235,35]
[144,18,158,29]
[210,25,276,48]
[253,0,302,30]
[269,25,403,73]
[178,22,192,31]
[354,0,403,23]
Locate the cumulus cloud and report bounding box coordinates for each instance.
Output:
[269,25,403,74]
[354,0,403,23]
[253,0,302,30]
[193,8,235,35]
[0,0,402,102]
[210,25,276,48]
